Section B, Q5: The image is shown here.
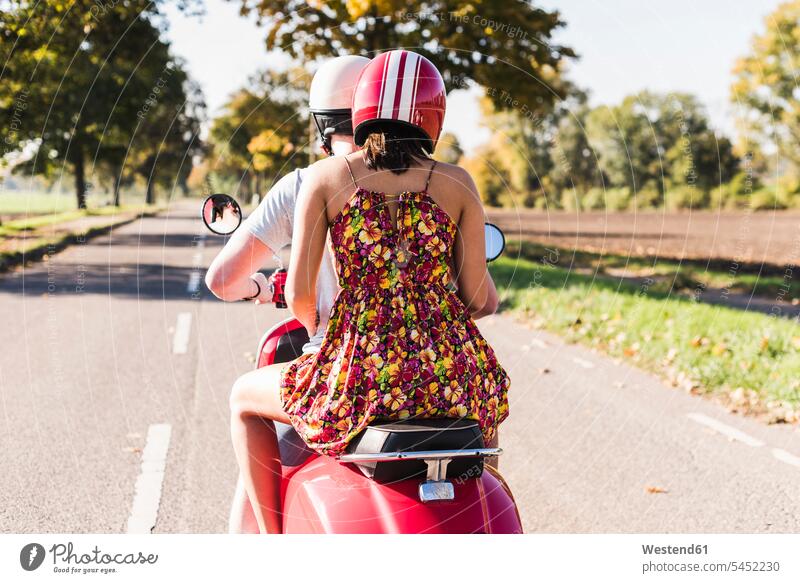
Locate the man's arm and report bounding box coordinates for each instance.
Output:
[205,170,300,302]
[205,228,273,302]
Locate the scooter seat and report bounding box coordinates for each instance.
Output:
[344,418,485,483]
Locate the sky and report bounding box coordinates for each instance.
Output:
[163,0,785,154]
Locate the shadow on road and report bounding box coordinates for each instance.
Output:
[101,233,207,248]
[0,262,205,300]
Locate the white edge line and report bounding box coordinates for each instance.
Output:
[126,423,172,534]
[687,413,765,447]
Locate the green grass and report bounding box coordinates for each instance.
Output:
[0,191,78,214]
[489,254,800,414]
[0,205,156,236]
[0,190,149,216]
[0,206,164,271]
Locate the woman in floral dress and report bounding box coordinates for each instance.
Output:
[229,50,509,534]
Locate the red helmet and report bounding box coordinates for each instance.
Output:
[352,50,446,152]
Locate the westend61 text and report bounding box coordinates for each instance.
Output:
[642,544,708,555]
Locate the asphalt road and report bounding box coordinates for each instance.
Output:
[1,203,799,533]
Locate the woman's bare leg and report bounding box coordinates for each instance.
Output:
[229,364,291,534]
[228,475,258,534]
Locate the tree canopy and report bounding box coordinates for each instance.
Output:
[731,0,800,171]
[0,0,203,207]
[235,0,574,115]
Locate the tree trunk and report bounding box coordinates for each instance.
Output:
[73,142,87,209]
[145,179,155,205]
[113,166,122,207]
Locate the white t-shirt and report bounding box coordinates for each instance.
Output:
[243,167,339,353]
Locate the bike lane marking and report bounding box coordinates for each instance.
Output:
[126,423,172,533]
[772,448,800,469]
[571,357,595,369]
[686,413,765,447]
[172,312,192,354]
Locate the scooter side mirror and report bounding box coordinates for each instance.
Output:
[485,223,505,263]
[202,193,242,235]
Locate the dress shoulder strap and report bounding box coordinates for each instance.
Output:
[424,160,438,192]
[343,157,358,188]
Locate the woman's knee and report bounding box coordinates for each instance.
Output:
[229,371,256,418]
[228,365,286,421]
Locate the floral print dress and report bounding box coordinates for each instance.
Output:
[280,159,510,455]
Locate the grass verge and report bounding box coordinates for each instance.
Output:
[489,254,800,422]
[0,205,155,235]
[0,206,164,272]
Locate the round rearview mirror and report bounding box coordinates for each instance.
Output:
[202,194,242,235]
[485,223,505,262]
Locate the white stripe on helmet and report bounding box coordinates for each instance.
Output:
[378,50,403,119]
[397,52,420,122]
[409,55,422,123]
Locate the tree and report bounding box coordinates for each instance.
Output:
[461,143,508,207]
[208,68,309,199]
[585,92,737,201]
[125,67,205,204]
[550,95,604,194]
[731,1,800,171]
[236,0,574,115]
[435,132,463,164]
[0,0,202,208]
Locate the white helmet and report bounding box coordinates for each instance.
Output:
[309,55,370,154]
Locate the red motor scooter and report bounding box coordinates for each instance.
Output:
[204,195,522,533]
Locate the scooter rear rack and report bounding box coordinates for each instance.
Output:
[338,448,503,502]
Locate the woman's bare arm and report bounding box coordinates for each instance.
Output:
[285,169,328,336]
[451,169,499,317]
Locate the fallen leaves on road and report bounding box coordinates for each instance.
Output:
[646,486,669,494]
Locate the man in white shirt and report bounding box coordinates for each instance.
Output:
[205,55,370,532]
[206,55,369,352]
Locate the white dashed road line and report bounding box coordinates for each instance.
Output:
[687,413,765,447]
[126,423,172,534]
[172,312,192,354]
[186,271,201,294]
[571,357,595,369]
